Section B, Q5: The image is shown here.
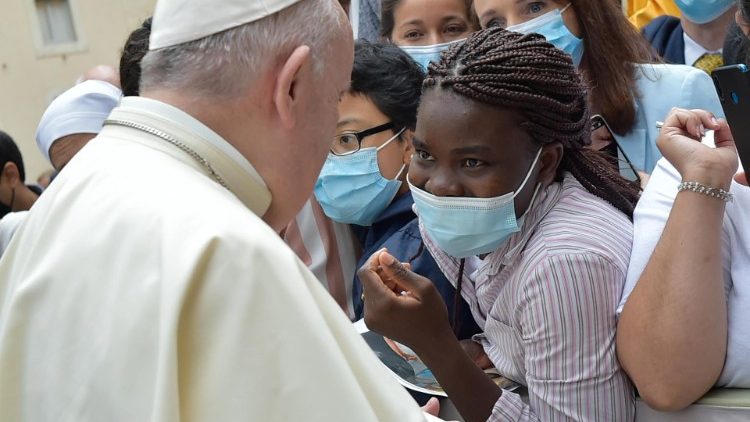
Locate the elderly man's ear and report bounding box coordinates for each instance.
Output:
[273,46,312,130]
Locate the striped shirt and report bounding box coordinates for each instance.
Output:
[421,174,635,421]
[284,197,361,320]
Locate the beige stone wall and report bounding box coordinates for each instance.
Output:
[0,0,156,182]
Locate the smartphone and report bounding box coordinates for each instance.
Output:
[712,64,750,172]
[590,114,642,185]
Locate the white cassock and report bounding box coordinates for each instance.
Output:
[0,97,430,421]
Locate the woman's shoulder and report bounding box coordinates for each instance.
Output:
[633,63,722,117]
[524,176,633,272]
[633,62,712,88]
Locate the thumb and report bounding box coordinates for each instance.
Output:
[422,397,441,416]
[377,251,427,292]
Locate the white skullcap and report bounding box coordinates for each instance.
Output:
[35,80,122,164]
[150,0,305,50]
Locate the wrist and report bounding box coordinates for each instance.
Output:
[412,325,460,364]
[681,167,734,191]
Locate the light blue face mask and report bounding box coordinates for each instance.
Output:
[314,129,406,226]
[505,4,584,66]
[400,39,466,71]
[674,0,735,24]
[410,149,542,258]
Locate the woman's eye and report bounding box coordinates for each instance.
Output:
[415,149,434,161]
[485,18,504,29]
[528,2,546,15]
[444,24,467,34]
[404,30,422,39]
[463,158,483,168]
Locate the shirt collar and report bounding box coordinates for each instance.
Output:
[108,97,272,217]
[683,32,722,67]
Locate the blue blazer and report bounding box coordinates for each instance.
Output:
[642,15,685,65]
[615,63,723,175]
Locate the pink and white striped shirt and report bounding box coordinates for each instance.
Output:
[421,174,635,421]
[284,197,360,320]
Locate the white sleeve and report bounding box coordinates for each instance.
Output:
[617,158,681,313]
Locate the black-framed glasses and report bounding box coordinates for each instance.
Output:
[331,122,394,156]
[590,114,642,186]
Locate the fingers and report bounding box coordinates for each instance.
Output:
[377,251,431,293]
[663,108,718,139]
[712,118,736,149]
[359,251,399,303]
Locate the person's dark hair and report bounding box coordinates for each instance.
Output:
[559,0,655,136]
[380,0,476,39]
[734,0,750,64]
[119,17,152,97]
[424,27,640,218]
[740,0,750,20]
[723,22,748,65]
[0,130,25,182]
[350,40,425,133]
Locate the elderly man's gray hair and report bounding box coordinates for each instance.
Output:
[140,0,344,97]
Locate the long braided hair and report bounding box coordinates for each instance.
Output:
[424,27,640,218]
[414,28,640,333]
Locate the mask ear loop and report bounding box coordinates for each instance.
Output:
[393,163,407,181]
[376,127,407,152]
[377,127,408,181]
[512,147,544,199]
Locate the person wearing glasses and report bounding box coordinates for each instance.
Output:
[314,40,481,344]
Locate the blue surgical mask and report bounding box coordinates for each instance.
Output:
[400,39,466,71]
[410,149,542,258]
[674,0,734,24]
[506,4,584,66]
[314,129,406,226]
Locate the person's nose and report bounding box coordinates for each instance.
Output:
[424,171,463,197]
[426,32,444,46]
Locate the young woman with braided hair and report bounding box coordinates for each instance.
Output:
[471,0,724,180]
[359,28,636,422]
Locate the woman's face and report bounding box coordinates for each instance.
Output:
[335,92,413,183]
[472,0,582,37]
[409,89,551,216]
[390,0,475,46]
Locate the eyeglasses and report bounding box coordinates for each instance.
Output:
[330,122,395,156]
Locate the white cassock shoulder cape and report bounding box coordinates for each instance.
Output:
[0,97,430,421]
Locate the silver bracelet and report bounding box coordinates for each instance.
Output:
[678,181,733,202]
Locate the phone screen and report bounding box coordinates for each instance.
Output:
[712,64,750,172]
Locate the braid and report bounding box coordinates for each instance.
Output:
[424,27,640,218]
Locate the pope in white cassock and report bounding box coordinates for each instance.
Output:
[0,0,438,420]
